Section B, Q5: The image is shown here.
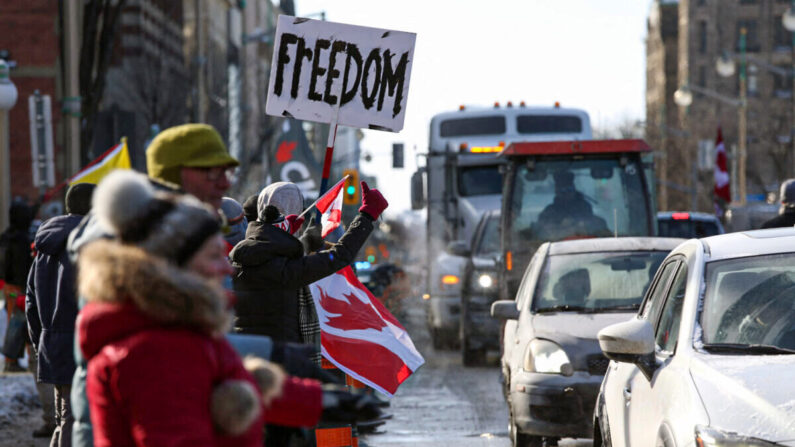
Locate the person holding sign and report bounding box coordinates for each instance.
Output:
[230,180,388,344]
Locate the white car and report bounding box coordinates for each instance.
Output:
[596,228,795,447]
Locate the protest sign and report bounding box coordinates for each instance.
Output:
[266,15,416,132]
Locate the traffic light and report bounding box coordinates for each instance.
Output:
[392,143,404,168]
[342,168,360,205]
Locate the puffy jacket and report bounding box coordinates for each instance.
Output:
[230,213,374,342]
[26,214,82,384]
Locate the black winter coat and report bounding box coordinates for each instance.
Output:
[230,213,374,342]
[760,209,795,229]
[25,214,82,384]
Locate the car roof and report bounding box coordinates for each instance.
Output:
[701,227,795,261]
[546,237,685,255]
[657,211,720,222]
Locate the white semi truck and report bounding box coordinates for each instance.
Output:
[411,103,593,349]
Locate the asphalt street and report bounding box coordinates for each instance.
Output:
[361,298,591,447]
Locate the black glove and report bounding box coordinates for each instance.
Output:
[269,342,341,384]
[300,216,323,253]
[321,386,383,424]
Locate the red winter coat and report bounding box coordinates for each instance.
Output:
[77,240,322,447]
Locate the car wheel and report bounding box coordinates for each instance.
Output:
[509,411,542,447]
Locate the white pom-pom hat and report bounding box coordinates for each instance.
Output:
[93,170,221,265]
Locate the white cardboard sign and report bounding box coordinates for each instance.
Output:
[266,15,416,132]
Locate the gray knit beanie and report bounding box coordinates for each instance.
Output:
[257,182,303,221]
[93,170,220,265]
[220,197,247,247]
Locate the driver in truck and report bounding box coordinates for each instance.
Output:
[533,171,610,241]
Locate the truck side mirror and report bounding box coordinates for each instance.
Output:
[411,170,425,210]
[446,240,470,257]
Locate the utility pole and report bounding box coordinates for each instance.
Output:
[739,27,748,205]
[659,105,668,211]
[63,0,82,176]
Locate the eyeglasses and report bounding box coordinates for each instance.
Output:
[192,166,235,183]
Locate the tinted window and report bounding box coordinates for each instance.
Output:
[655,265,687,354]
[476,216,501,256]
[641,261,679,324]
[516,115,582,134]
[658,219,720,238]
[532,251,670,312]
[440,116,506,137]
[458,166,503,196]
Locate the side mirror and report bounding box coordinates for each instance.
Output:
[446,240,470,257]
[491,300,520,320]
[598,319,658,381]
[410,169,425,210]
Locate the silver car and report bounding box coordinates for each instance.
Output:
[491,237,683,447]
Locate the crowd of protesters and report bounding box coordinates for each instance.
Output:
[1,123,386,446]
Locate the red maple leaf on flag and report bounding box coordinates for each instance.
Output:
[317,286,387,332]
[275,141,297,163]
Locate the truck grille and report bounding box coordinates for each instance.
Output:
[586,355,610,376]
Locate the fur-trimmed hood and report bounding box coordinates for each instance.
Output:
[78,239,232,359]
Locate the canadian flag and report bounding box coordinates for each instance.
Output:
[309,266,424,396]
[316,177,347,238]
[714,127,731,203]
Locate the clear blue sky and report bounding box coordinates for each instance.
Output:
[295,0,653,214]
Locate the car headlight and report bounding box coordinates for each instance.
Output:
[523,339,573,375]
[469,271,496,290]
[695,425,778,446]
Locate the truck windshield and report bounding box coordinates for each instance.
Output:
[477,216,501,256]
[458,165,503,196]
[506,158,649,246]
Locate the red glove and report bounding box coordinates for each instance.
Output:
[285,214,305,235]
[358,181,388,220]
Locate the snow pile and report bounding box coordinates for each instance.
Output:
[0,374,40,432]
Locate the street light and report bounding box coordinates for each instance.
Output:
[715,51,736,78]
[674,85,693,107]
[0,59,18,230]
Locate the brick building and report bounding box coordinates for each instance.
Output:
[647,0,795,211]
[0,1,62,205]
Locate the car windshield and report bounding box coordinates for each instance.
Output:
[506,158,650,247]
[701,253,795,352]
[658,218,721,238]
[531,251,669,312]
[458,165,503,196]
[476,216,500,256]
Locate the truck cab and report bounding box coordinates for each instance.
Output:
[498,139,658,303]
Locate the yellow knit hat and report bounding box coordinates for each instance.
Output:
[146,124,239,186]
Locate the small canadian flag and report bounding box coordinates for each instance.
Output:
[316,176,348,238]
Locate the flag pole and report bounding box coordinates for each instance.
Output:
[316,82,344,221]
[298,175,350,220]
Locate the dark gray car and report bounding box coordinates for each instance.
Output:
[491,237,684,447]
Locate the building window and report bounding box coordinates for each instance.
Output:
[773,65,792,98]
[699,65,707,88]
[739,0,757,4]
[737,20,760,52]
[748,64,758,96]
[775,16,793,51]
[699,21,707,54]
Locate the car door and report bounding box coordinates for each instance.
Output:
[602,259,680,447]
[627,260,688,446]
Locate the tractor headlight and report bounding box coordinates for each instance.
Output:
[695,426,778,446]
[523,339,573,375]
